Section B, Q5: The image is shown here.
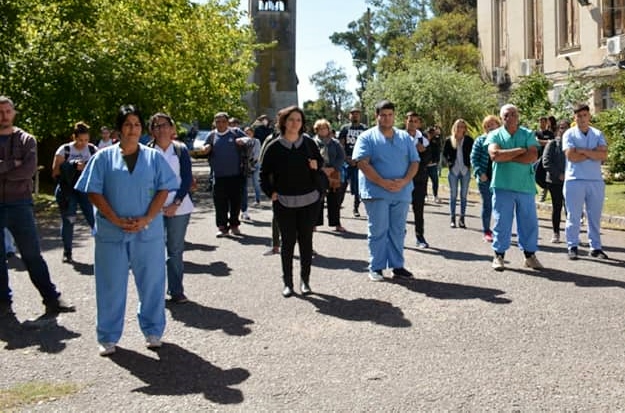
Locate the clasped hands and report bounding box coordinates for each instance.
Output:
[115,216,151,233]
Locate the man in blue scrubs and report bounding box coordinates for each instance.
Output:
[352,100,420,281]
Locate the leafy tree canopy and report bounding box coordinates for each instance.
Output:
[0,0,257,140]
[308,61,354,125]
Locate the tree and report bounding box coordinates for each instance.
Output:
[308,62,354,124]
[362,59,498,132]
[0,0,257,141]
[551,72,593,122]
[431,0,477,15]
[380,11,480,74]
[509,73,552,128]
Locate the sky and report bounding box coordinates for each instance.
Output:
[239,0,366,105]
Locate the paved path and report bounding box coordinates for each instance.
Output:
[2,160,625,411]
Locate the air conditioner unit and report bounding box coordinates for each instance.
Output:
[492,67,506,85]
[606,35,625,55]
[520,59,536,76]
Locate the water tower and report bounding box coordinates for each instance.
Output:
[247,0,298,121]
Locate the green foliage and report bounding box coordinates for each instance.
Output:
[308,61,354,125]
[362,59,497,133]
[509,72,552,128]
[0,0,257,140]
[594,104,625,178]
[551,72,593,121]
[302,99,337,133]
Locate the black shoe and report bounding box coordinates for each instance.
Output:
[62,252,73,263]
[300,282,312,296]
[282,286,294,298]
[590,249,609,259]
[169,294,189,304]
[45,297,76,315]
[0,301,14,317]
[568,247,578,260]
[353,209,360,218]
[458,217,466,229]
[5,251,15,259]
[392,267,413,279]
[450,218,456,228]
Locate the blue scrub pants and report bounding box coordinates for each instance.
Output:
[94,236,166,344]
[491,188,538,255]
[363,199,409,271]
[563,180,605,250]
[164,213,191,297]
[477,181,492,233]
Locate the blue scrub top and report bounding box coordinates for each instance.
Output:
[74,143,178,242]
[352,126,419,202]
[562,126,607,181]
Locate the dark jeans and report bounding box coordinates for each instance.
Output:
[213,175,243,229]
[55,186,95,254]
[548,183,565,234]
[340,165,360,210]
[477,181,492,233]
[274,200,319,288]
[316,189,341,227]
[0,202,60,306]
[411,179,427,237]
[426,164,439,197]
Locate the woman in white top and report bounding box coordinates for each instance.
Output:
[148,113,194,303]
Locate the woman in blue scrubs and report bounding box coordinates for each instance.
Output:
[75,105,178,356]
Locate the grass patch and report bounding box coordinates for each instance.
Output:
[0,381,80,411]
[439,167,625,217]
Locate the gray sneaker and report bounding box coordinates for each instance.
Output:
[368,269,384,281]
[491,255,505,271]
[523,254,544,269]
[98,342,116,356]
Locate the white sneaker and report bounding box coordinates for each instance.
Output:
[146,335,162,349]
[524,254,543,269]
[550,233,560,243]
[491,255,505,271]
[241,212,251,221]
[368,270,384,281]
[98,342,116,356]
[435,197,441,204]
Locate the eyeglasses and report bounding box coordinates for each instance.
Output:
[152,123,171,131]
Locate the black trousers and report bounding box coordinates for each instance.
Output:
[411,179,428,237]
[548,183,565,234]
[316,189,341,227]
[274,200,320,288]
[213,175,243,229]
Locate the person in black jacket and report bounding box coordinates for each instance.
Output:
[543,119,569,244]
[260,106,323,298]
[443,119,474,228]
[406,112,431,248]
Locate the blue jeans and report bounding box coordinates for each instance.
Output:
[164,213,191,297]
[55,186,95,253]
[340,165,360,210]
[252,168,261,203]
[448,171,470,219]
[477,181,492,233]
[0,202,60,306]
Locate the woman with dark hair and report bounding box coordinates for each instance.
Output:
[543,119,570,243]
[75,104,178,356]
[51,121,98,262]
[260,106,323,297]
[443,118,474,228]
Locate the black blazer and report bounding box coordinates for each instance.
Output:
[443,135,473,170]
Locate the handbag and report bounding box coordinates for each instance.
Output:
[327,169,341,190]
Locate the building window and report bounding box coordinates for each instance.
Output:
[493,0,507,67]
[601,86,615,109]
[603,0,625,37]
[558,0,580,52]
[258,0,287,12]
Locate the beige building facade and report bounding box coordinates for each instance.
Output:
[478,0,625,111]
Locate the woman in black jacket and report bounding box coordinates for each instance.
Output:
[260,106,323,298]
[443,119,474,228]
[542,119,569,243]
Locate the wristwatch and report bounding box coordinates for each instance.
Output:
[174,199,182,206]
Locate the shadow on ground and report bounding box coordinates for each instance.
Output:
[166,301,254,336]
[109,343,250,404]
[0,314,81,353]
[300,292,411,327]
